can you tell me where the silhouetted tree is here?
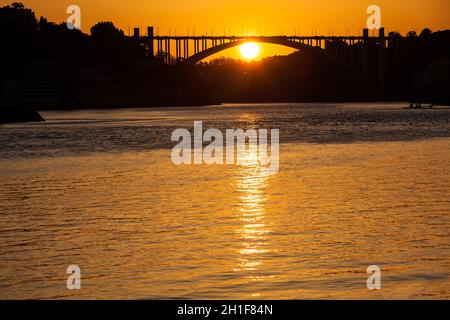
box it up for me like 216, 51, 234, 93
388, 31, 402, 38
38, 16, 47, 26
90, 21, 124, 40
10, 2, 25, 9
407, 31, 418, 38
155, 50, 176, 64
420, 28, 432, 37
0, 2, 36, 31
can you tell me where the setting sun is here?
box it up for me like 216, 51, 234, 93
240, 42, 260, 60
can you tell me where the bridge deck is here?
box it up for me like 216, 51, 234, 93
150, 35, 365, 40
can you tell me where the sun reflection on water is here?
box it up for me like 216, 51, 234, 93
233, 145, 272, 279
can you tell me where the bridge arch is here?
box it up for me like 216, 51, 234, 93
185, 37, 372, 87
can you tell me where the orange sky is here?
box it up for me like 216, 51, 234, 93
5, 0, 450, 60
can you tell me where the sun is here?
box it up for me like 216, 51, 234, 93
240, 42, 260, 60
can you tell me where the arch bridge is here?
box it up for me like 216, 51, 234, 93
132, 27, 396, 89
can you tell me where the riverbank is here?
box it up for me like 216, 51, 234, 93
0, 108, 44, 124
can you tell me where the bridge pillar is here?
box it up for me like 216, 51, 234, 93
184, 39, 189, 59
147, 26, 154, 58
362, 28, 370, 83
378, 27, 386, 91
156, 39, 160, 56
165, 38, 170, 64
202, 37, 206, 51
133, 27, 140, 38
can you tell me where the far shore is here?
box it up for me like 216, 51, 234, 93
2, 98, 450, 124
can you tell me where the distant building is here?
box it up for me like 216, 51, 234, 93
0, 61, 64, 108
413, 58, 450, 105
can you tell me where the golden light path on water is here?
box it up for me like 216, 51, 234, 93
234, 146, 272, 293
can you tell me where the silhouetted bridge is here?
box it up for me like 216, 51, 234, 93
132, 27, 398, 90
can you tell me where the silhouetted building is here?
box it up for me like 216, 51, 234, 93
413, 58, 450, 104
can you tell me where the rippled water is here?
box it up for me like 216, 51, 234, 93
0, 103, 449, 299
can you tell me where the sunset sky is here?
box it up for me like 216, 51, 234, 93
8, 0, 450, 60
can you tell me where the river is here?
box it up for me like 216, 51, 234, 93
0, 103, 449, 299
